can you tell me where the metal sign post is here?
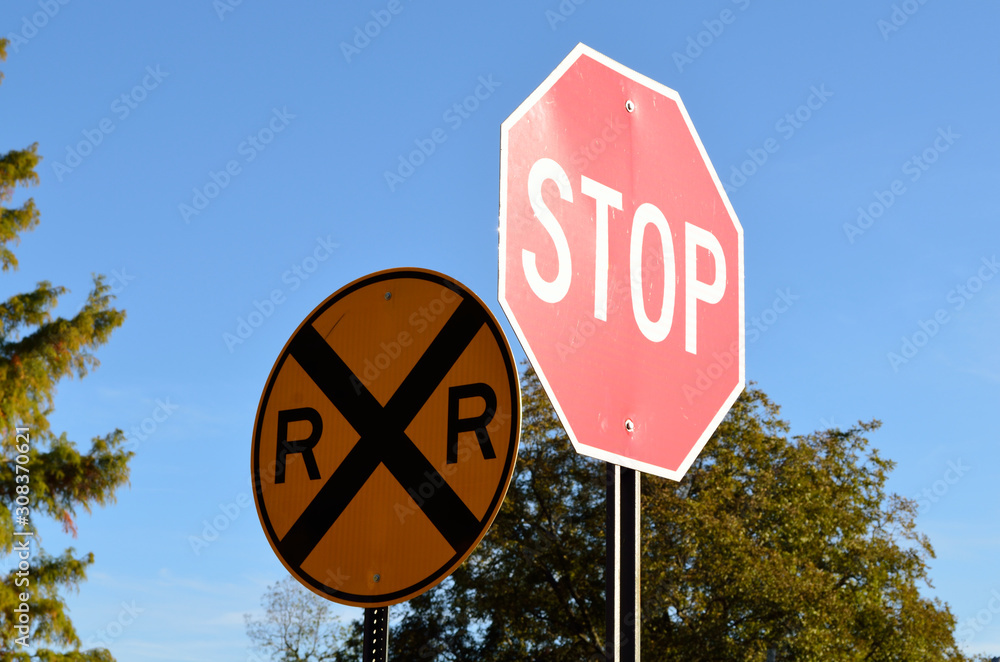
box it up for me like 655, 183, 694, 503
363, 606, 389, 662
606, 463, 640, 662
498, 41, 747, 662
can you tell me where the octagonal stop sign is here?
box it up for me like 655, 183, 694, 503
499, 44, 744, 480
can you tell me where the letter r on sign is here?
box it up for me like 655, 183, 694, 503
447, 383, 497, 464
276, 408, 323, 483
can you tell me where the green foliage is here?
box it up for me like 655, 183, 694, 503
642, 387, 969, 661
1, 40, 131, 661
0, 140, 40, 273
384, 367, 609, 662
380, 368, 977, 661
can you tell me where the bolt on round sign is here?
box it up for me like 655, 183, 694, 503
251, 268, 521, 607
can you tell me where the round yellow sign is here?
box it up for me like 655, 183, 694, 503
251, 268, 520, 607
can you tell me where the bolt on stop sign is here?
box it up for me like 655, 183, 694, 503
499, 44, 744, 480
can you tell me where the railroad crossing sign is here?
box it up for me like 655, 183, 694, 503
252, 268, 520, 608
499, 43, 744, 480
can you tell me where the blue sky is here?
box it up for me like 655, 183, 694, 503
2, 0, 999, 659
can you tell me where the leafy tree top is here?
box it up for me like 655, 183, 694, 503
383, 368, 980, 662
1, 38, 132, 661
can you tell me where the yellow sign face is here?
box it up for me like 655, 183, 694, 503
251, 268, 521, 607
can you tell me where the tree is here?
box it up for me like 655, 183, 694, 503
244, 577, 354, 662
1, 38, 131, 661
640, 388, 971, 661
386, 367, 609, 662
383, 367, 981, 661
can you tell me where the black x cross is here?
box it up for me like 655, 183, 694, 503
275, 294, 494, 570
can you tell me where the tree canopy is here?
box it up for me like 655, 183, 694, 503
244, 577, 353, 662
379, 367, 977, 661
1, 38, 131, 661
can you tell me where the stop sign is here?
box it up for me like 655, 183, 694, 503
499, 44, 744, 480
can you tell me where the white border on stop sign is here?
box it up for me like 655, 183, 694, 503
498, 42, 745, 481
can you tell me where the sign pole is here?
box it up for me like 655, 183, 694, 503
363, 606, 389, 662
606, 463, 640, 662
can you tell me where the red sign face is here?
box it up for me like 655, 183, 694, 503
499, 44, 744, 480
